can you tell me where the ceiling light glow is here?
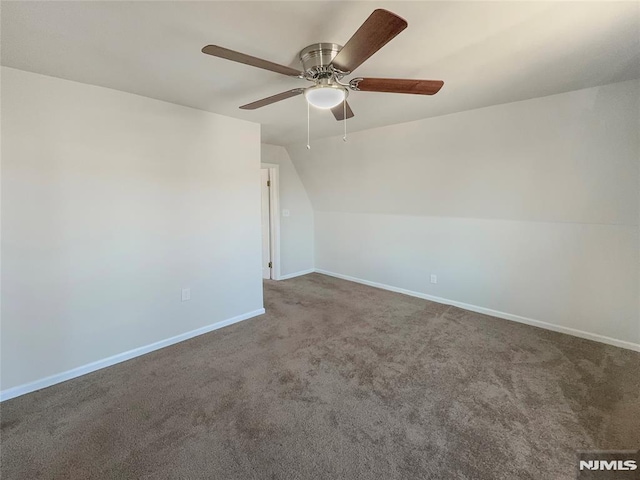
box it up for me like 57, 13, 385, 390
304, 85, 347, 109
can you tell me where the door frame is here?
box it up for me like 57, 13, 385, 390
261, 163, 281, 280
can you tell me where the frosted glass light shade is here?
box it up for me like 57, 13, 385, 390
304, 85, 346, 109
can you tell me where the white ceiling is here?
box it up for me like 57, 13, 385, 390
2, 1, 639, 146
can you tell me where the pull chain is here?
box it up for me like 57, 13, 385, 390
306, 101, 311, 150
343, 101, 347, 142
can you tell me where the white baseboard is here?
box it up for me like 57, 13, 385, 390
4, 269, 637, 402
314, 269, 640, 353
0, 308, 265, 402
278, 268, 315, 280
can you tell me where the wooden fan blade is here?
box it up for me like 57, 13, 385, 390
202, 45, 302, 77
330, 9, 407, 74
353, 78, 444, 95
239, 89, 304, 110
331, 101, 355, 121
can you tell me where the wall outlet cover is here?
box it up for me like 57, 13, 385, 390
181, 288, 191, 302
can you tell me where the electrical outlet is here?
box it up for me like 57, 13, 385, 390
282, 209, 290, 217
430, 274, 438, 284
181, 288, 191, 302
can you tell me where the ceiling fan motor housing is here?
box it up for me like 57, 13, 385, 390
299, 43, 343, 79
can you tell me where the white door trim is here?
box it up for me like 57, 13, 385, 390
260, 168, 271, 279
261, 163, 281, 280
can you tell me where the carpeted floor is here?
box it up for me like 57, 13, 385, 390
1, 273, 639, 479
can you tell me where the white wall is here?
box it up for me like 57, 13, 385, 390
288, 79, 640, 349
261, 144, 314, 277
1, 67, 264, 393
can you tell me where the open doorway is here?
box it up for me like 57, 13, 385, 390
260, 163, 280, 280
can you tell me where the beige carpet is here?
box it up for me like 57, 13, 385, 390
1, 273, 639, 479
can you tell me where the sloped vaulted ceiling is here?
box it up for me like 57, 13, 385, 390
2, 1, 639, 145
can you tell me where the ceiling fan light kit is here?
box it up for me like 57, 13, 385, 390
202, 9, 444, 146
304, 82, 348, 110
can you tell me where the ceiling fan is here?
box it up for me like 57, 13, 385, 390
201, 9, 444, 121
